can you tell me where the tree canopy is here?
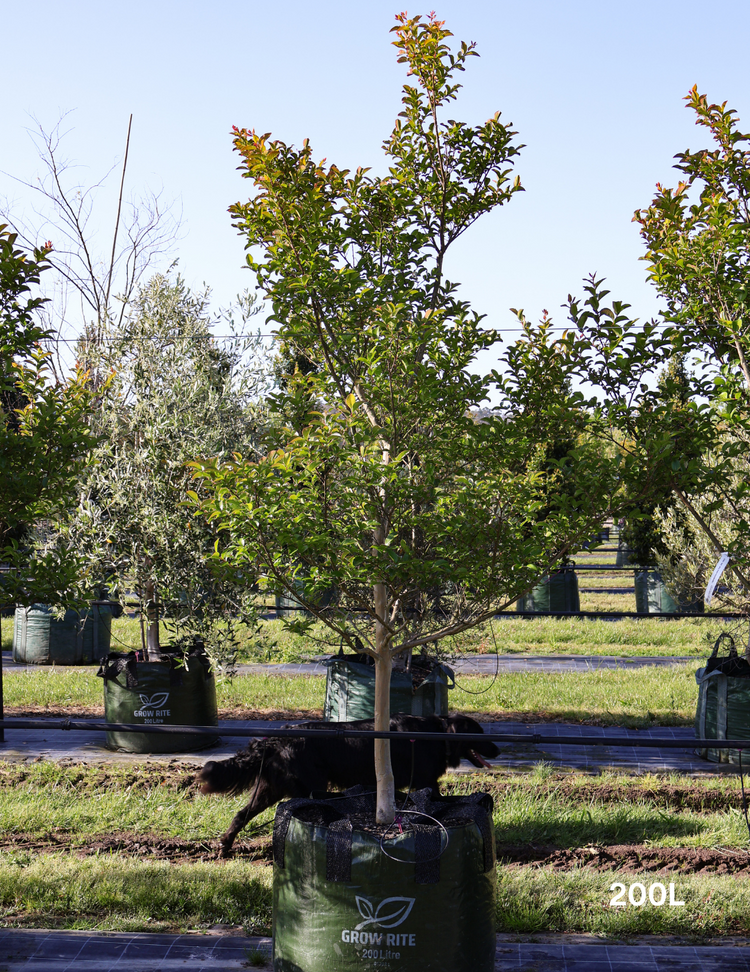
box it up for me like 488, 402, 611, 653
0, 224, 95, 605
634, 89, 750, 603
193, 14, 686, 822
45, 272, 270, 663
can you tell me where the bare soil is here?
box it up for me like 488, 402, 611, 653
3, 704, 694, 726
0, 762, 201, 792
3, 704, 324, 721
0, 829, 274, 864
3, 826, 750, 875
445, 778, 746, 812
497, 842, 750, 876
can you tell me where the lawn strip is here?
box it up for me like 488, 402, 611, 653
2, 610, 734, 659
2, 764, 749, 850
2, 664, 703, 726
1, 764, 749, 938
0, 854, 272, 933
495, 868, 750, 937
0, 852, 746, 938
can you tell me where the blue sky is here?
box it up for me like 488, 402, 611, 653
3, 0, 749, 350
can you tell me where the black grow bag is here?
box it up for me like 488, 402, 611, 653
695, 633, 750, 764
516, 568, 579, 613
98, 647, 219, 753
324, 653, 454, 721
275, 576, 338, 616
272, 787, 496, 972
12, 603, 113, 665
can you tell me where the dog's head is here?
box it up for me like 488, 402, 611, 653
444, 714, 499, 769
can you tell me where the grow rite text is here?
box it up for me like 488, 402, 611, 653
342, 931, 416, 947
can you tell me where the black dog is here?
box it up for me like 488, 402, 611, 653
199, 713, 499, 856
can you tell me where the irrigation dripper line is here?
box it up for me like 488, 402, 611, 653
379, 809, 450, 865
741, 750, 750, 841
450, 618, 501, 696
2, 717, 750, 751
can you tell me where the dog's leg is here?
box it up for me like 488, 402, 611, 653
219, 781, 280, 858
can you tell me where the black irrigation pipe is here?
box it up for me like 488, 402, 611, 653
1, 717, 748, 750
500, 610, 746, 619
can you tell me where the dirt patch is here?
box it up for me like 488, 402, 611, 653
497, 842, 750, 875
5, 704, 694, 726
3, 827, 749, 875
0, 762, 202, 793
445, 777, 745, 812
3, 705, 323, 721
0, 829, 273, 864
221, 707, 323, 721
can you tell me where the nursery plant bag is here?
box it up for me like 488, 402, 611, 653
275, 575, 338, 616
272, 787, 496, 972
695, 633, 750, 764
323, 654, 454, 721
616, 543, 634, 567
98, 648, 218, 753
516, 569, 579, 613
12, 603, 113, 665
634, 570, 703, 615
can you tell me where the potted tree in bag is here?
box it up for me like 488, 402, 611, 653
47, 274, 269, 752
194, 15, 683, 971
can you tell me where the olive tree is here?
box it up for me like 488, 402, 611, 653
46, 272, 270, 665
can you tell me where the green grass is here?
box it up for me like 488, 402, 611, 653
2, 763, 746, 851
494, 868, 750, 937
1, 854, 744, 937
453, 663, 699, 726
237, 613, 729, 661
2, 608, 728, 660
449, 770, 750, 849
2, 662, 702, 725
1, 763, 749, 936
0, 854, 272, 933
0, 761, 276, 841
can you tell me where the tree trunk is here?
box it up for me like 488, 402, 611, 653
146, 581, 160, 659
373, 580, 395, 824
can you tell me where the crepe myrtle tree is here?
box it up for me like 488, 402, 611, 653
632, 88, 750, 601
46, 271, 270, 666
192, 14, 681, 823
0, 224, 95, 606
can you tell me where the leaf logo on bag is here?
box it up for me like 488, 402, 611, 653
354, 896, 415, 930
137, 692, 170, 710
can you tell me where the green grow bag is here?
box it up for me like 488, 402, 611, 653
616, 543, 634, 567
634, 570, 703, 615
695, 634, 750, 764
98, 649, 219, 753
276, 577, 337, 616
272, 788, 496, 972
12, 603, 113, 665
324, 655, 455, 721
516, 569, 579, 613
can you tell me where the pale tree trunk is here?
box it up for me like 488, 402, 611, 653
146, 581, 160, 658
373, 575, 395, 824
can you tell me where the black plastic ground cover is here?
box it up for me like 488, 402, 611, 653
3, 716, 750, 752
